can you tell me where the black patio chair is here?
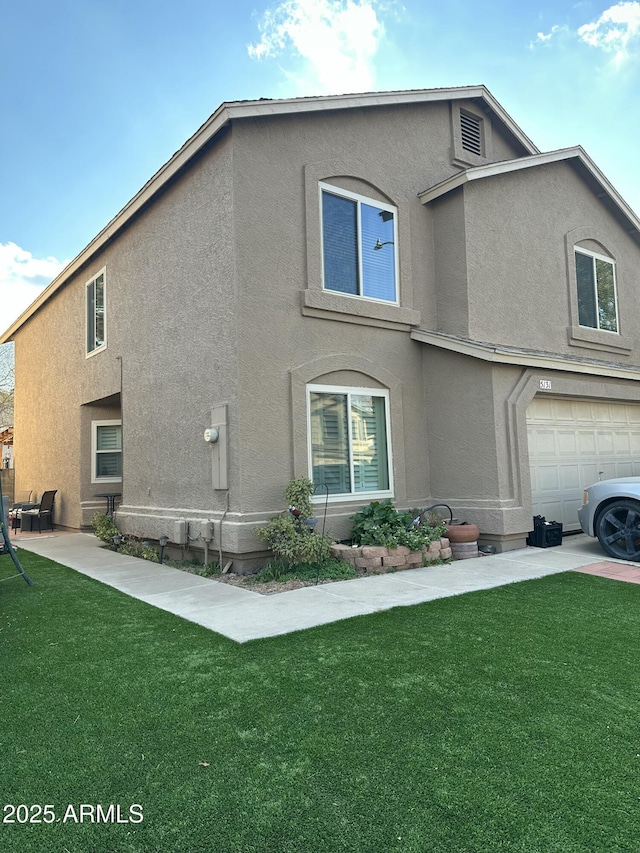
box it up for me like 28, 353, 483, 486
9, 491, 37, 531
21, 490, 57, 533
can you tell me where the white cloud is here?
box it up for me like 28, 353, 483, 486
531, 24, 568, 47
578, 1, 640, 62
248, 0, 391, 94
0, 242, 69, 333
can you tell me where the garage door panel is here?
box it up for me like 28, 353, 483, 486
577, 432, 596, 454
527, 397, 640, 532
617, 461, 634, 477
595, 407, 613, 423
532, 429, 557, 456
581, 463, 601, 484
535, 499, 564, 521
573, 402, 593, 421
538, 466, 559, 491
554, 400, 577, 421
560, 465, 581, 489
613, 432, 631, 454
532, 398, 555, 420
557, 432, 578, 455
596, 432, 614, 454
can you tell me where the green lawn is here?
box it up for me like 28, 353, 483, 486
1, 551, 640, 852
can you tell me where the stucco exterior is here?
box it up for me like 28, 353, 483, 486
4, 86, 640, 567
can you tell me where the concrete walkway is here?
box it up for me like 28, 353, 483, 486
10, 531, 637, 643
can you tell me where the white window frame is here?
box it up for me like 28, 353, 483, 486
91, 419, 122, 484
307, 383, 394, 503
86, 267, 107, 357
319, 183, 399, 306
574, 248, 619, 334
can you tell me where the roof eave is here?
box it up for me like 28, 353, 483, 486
418, 146, 640, 243
410, 328, 640, 381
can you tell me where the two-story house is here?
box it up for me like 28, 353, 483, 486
4, 86, 640, 570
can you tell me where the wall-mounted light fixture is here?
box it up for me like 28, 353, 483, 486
373, 239, 394, 251
204, 427, 219, 443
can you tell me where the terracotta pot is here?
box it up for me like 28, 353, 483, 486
446, 522, 479, 543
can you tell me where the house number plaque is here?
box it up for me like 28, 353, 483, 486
539, 379, 552, 390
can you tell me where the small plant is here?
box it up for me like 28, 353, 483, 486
249, 559, 287, 584
350, 499, 447, 550
164, 557, 221, 577
91, 513, 120, 544
247, 558, 357, 586
255, 477, 334, 566
284, 477, 315, 520
118, 539, 160, 563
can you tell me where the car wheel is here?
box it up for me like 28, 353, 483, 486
595, 499, 640, 561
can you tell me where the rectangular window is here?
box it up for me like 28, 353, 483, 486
320, 184, 397, 304
86, 269, 106, 354
308, 385, 392, 499
92, 420, 122, 483
575, 249, 618, 333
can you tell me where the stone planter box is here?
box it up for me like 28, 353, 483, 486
331, 539, 452, 575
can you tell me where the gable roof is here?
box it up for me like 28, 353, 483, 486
418, 146, 640, 246
1, 85, 538, 344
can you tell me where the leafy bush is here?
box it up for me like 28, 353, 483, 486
350, 499, 447, 550
255, 513, 333, 565
255, 477, 334, 566
91, 513, 120, 544
284, 477, 315, 520
118, 540, 160, 563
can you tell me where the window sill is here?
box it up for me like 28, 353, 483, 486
567, 326, 632, 355
86, 344, 107, 359
302, 290, 420, 330
311, 490, 394, 505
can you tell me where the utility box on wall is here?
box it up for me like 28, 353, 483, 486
201, 520, 214, 541
208, 404, 228, 490
173, 519, 187, 545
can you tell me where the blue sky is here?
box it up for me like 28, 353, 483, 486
2, 0, 640, 330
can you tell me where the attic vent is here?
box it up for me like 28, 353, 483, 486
460, 110, 483, 156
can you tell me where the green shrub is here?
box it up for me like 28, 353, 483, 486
255, 477, 334, 566
255, 513, 333, 565
118, 540, 160, 563
284, 477, 315, 520
350, 499, 447, 550
91, 513, 120, 544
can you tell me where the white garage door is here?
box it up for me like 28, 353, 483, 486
527, 396, 640, 531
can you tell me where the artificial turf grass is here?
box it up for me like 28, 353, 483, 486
1, 553, 640, 852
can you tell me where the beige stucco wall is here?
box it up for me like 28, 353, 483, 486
458, 162, 640, 359
13, 279, 84, 527
13, 130, 237, 533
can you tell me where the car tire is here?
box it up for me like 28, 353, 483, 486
595, 499, 640, 561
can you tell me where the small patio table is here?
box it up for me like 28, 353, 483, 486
96, 493, 121, 517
